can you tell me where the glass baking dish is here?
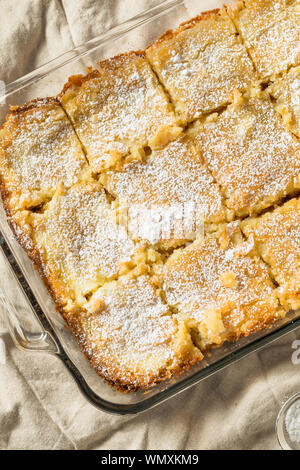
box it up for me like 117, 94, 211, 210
0, 0, 299, 415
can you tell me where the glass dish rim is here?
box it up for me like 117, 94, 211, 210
0, 0, 300, 415
1, 0, 185, 101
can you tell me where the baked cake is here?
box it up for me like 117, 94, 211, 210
0, 0, 299, 392
0, 98, 90, 213
161, 233, 284, 350
101, 136, 226, 247
269, 66, 300, 138
65, 274, 202, 391
190, 92, 300, 216
11, 182, 137, 311
59, 51, 182, 173
242, 198, 300, 311
228, 0, 300, 79
146, 8, 256, 123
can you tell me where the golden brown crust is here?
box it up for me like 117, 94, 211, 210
58, 50, 146, 99
146, 9, 221, 50
5, 97, 60, 119
97, 50, 146, 70
0, 96, 90, 214
59, 49, 180, 172
146, 5, 255, 123
65, 315, 199, 393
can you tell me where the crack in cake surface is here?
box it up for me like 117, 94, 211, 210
241, 197, 300, 311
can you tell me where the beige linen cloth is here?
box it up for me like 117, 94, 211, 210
0, 0, 300, 450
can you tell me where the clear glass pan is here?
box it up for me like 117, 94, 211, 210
0, 0, 299, 415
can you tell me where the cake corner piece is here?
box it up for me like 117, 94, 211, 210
146, 5, 257, 123
64, 272, 203, 391
0, 97, 90, 215
58, 50, 182, 174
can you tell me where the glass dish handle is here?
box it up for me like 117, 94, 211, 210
0, 288, 59, 354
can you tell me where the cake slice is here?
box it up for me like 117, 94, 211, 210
161, 232, 284, 350
241, 197, 300, 311
59, 51, 181, 173
269, 66, 300, 138
101, 136, 226, 248
0, 98, 90, 214
191, 93, 300, 217
11, 182, 138, 311
65, 273, 202, 391
146, 8, 256, 123
228, 0, 300, 78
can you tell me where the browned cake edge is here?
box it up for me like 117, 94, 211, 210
58, 50, 146, 100
4, 205, 204, 392
4, 209, 69, 314
146, 9, 221, 51
0, 97, 67, 213
2, 96, 60, 118
63, 309, 203, 393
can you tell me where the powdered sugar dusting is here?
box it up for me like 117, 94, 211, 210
34, 184, 135, 304
285, 398, 300, 447
61, 54, 178, 172
74, 275, 185, 385
193, 96, 300, 215
230, 1, 300, 78
162, 236, 281, 346
0, 102, 87, 199
249, 8, 300, 77
146, 11, 255, 122
104, 138, 225, 243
